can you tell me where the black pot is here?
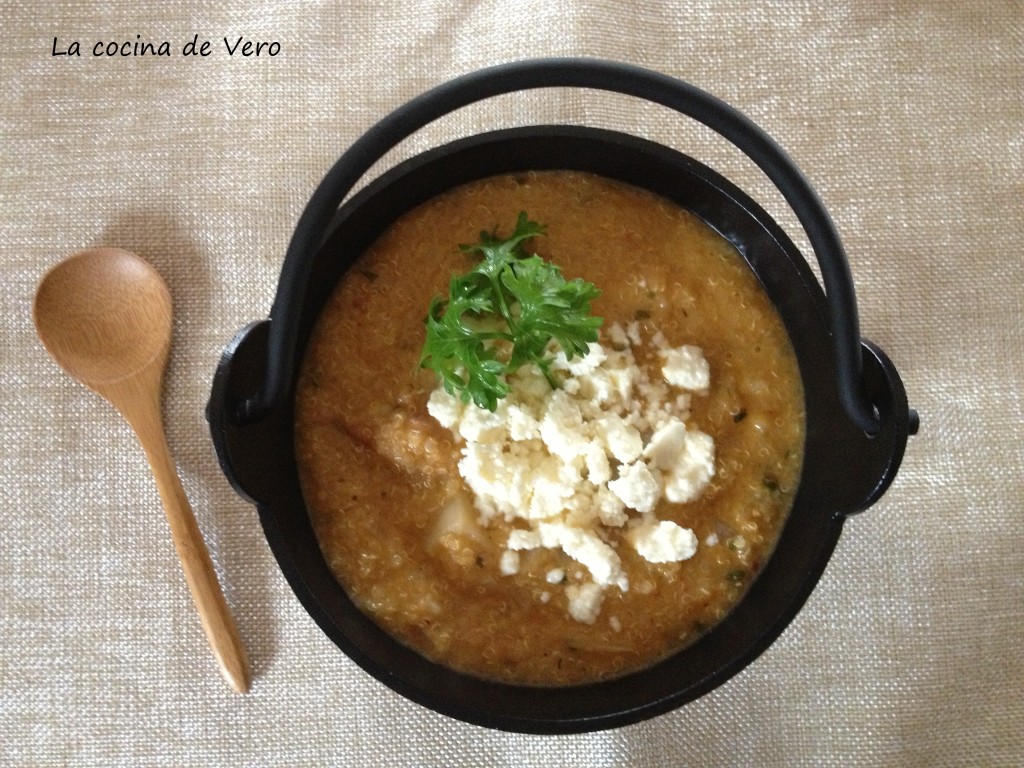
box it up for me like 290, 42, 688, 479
207, 59, 916, 733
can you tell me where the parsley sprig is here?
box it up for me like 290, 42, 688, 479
420, 213, 603, 411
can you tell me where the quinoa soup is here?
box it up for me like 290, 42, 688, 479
295, 170, 805, 686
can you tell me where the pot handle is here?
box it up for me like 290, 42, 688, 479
239, 57, 913, 438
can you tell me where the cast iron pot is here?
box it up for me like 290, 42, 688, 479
208, 59, 917, 733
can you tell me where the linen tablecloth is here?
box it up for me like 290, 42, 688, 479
2, 2, 1021, 765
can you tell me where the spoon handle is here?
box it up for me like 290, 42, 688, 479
120, 381, 252, 693
144, 431, 252, 693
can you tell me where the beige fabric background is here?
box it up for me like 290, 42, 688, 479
2, 1, 1021, 765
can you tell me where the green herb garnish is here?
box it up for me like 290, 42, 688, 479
420, 212, 603, 411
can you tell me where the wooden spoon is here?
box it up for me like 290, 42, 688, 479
33, 247, 251, 693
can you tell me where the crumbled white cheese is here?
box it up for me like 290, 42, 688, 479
583, 442, 612, 486
595, 414, 643, 464
537, 521, 627, 590
507, 528, 541, 551
540, 390, 589, 461
452, 402, 500, 443
607, 322, 630, 348
512, 521, 628, 590
660, 344, 710, 391
506, 403, 541, 441
643, 419, 690, 470
499, 550, 520, 575
429, 322, 716, 622
607, 461, 662, 514
644, 420, 715, 503
626, 519, 698, 563
565, 582, 604, 624
663, 430, 715, 504
426, 388, 463, 429
594, 485, 628, 527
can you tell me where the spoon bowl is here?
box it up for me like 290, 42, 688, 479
34, 247, 251, 694
34, 248, 171, 386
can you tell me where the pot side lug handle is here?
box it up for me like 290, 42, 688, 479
206, 321, 279, 505
841, 338, 918, 515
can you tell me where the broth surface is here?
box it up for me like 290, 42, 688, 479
295, 171, 804, 685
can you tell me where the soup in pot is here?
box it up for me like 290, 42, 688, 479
295, 170, 804, 685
